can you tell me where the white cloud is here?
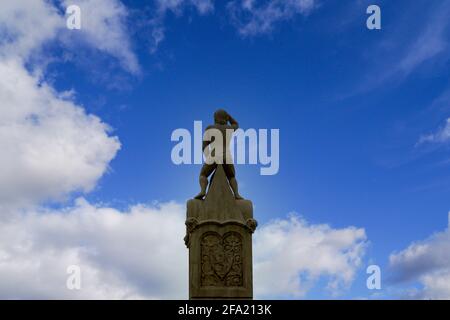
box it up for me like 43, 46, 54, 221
254, 214, 367, 298
0, 0, 139, 74
149, 0, 214, 52
0, 199, 187, 299
144, 0, 319, 52
60, 0, 140, 74
0, 0, 145, 208
399, 2, 450, 75
418, 118, 450, 145
389, 213, 450, 299
227, 0, 317, 36
155, 0, 214, 15
0, 0, 63, 60
0, 59, 120, 208
418, 270, 450, 299
0, 204, 367, 299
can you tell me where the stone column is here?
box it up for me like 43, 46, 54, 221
185, 165, 257, 299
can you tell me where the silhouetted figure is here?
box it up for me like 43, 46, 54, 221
194, 109, 243, 200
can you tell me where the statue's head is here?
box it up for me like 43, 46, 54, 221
214, 109, 228, 125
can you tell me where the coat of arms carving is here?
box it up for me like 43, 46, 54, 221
200, 231, 243, 287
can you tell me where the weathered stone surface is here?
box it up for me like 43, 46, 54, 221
185, 165, 257, 299
201, 231, 243, 287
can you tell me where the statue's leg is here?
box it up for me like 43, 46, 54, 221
194, 164, 216, 199
223, 164, 243, 200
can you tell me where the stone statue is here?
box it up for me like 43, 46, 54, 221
194, 109, 243, 200
186, 110, 257, 300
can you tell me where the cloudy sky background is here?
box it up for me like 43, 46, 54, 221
0, 0, 449, 299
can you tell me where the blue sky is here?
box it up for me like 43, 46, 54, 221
75, 0, 448, 297
1, 0, 450, 299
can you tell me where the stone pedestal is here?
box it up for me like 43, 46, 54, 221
185, 166, 257, 299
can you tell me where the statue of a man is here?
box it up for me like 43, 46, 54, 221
194, 109, 243, 200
